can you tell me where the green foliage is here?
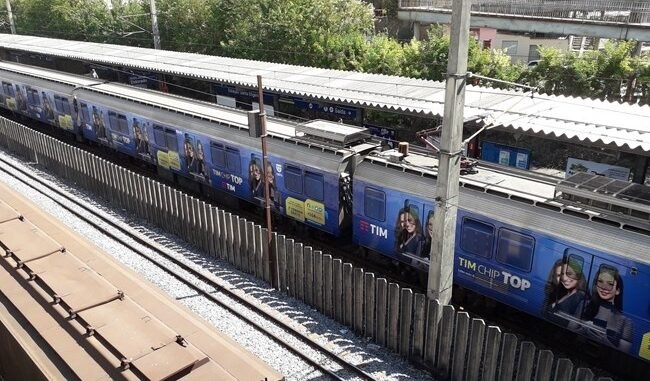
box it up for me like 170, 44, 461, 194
216, 0, 374, 65
12, 0, 149, 45
155, 0, 218, 53
417, 26, 450, 81
7, 0, 650, 103
363, 34, 405, 75
525, 40, 645, 101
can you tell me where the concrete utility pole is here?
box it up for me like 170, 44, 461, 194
427, 0, 471, 304
257, 75, 278, 289
150, 0, 161, 50
5, 0, 16, 34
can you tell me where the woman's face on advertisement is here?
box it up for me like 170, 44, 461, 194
427, 216, 434, 237
250, 164, 261, 180
596, 271, 619, 302
399, 212, 416, 234
265, 165, 274, 183
561, 264, 579, 291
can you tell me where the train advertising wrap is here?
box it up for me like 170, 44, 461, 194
4, 61, 650, 368
353, 186, 435, 266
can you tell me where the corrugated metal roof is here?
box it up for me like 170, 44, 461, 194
1, 34, 649, 152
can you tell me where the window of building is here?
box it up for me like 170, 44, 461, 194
502, 40, 518, 56
528, 45, 541, 62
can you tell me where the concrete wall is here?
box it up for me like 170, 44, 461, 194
491, 33, 570, 64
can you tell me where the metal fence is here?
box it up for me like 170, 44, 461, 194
399, 0, 650, 24
0, 118, 615, 381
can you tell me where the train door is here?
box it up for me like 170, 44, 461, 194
542, 248, 592, 324
420, 205, 435, 260
248, 154, 264, 203
579, 257, 639, 355
397, 199, 426, 262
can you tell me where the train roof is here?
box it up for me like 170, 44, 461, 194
75, 85, 358, 172
0, 61, 373, 154
356, 150, 650, 264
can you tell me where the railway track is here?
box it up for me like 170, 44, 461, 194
3, 117, 640, 380
0, 170, 282, 380
0, 150, 377, 380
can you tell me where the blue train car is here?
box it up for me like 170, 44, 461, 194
353, 152, 650, 361
73, 84, 370, 237
0, 64, 97, 135
4, 60, 650, 364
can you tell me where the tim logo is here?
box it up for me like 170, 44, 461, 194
360, 220, 388, 239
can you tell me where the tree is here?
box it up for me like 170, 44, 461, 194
524, 40, 643, 101
14, 0, 114, 42
215, 0, 374, 66
153, 0, 219, 53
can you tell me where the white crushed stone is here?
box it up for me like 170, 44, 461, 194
0, 150, 435, 381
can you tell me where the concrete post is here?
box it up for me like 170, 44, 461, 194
5, 0, 16, 34
150, 0, 161, 50
427, 0, 471, 305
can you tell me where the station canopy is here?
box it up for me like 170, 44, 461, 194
0, 34, 649, 153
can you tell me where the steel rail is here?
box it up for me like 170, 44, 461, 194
0, 156, 376, 381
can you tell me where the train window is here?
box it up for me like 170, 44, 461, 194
80, 103, 90, 124
108, 111, 118, 130
32, 89, 40, 105
284, 165, 303, 194
117, 114, 129, 134
364, 187, 386, 221
304, 171, 324, 201
496, 228, 535, 271
60, 97, 71, 114
460, 218, 494, 258
2, 82, 14, 97
153, 125, 166, 147
225, 147, 241, 174
53, 96, 62, 112
26, 88, 36, 104
210, 143, 226, 168
165, 129, 178, 151
563, 249, 586, 277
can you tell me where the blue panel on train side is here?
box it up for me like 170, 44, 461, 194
352, 177, 435, 264
5, 82, 78, 134
78, 102, 137, 157
209, 146, 341, 236
354, 176, 650, 361
453, 209, 650, 360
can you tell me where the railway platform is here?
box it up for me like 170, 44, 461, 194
0, 181, 283, 381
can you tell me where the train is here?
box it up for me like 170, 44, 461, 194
1, 61, 649, 365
